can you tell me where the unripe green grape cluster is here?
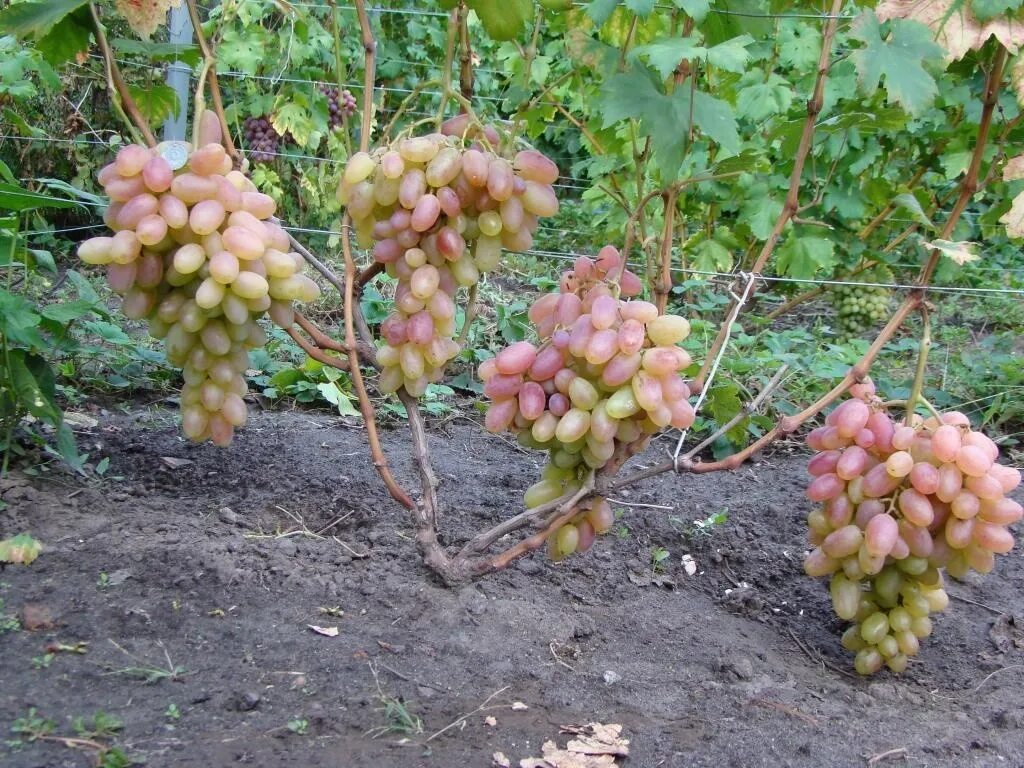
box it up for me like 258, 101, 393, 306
339, 117, 560, 397
804, 381, 1022, 674
77, 114, 320, 446
831, 266, 894, 338
481, 246, 699, 561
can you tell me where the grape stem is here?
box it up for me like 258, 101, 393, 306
340, 214, 415, 511
436, 9, 460, 126
654, 189, 678, 314
326, 0, 354, 157
457, 283, 479, 347
692, 0, 844, 391
88, 3, 155, 147
353, 0, 377, 153
458, 3, 474, 106
185, 0, 238, 163
381, 80, 442, 140
905, 305, 931, 423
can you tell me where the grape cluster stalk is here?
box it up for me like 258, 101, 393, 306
481, 246, 698, 560
804, 381, 1022, 674
76, 113, 321, 445
339, 116, 561, 397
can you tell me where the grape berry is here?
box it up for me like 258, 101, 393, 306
339, 116, 561, 397
242, 116, 284, 164
77, 113, 320, 446
831, 266, 893, 338
804, 382, 1022, 674
481, 246, 697, 561
320, 85, 357, 131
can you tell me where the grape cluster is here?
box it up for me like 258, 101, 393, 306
804, 381, 1022, 674
340, 117, 560, 397
831, 266, 894, 338
320, 85, 357, 130
481, 246, 698, 560
76, 114, 320, 446
242, 116, 284, 164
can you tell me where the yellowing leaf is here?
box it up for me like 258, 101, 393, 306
876, 0, 1024, 61
1004, 153, 1024, 180
1012, 54, 1024, 105
0, 533, 42, 565
925, 238, 980, 265
999, 191, 1024, 238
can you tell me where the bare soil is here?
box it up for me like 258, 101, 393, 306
1, 406, 1022, 767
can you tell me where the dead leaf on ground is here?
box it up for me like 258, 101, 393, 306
63, 412, 99, 429
308, 625, 339, 637
21, 603, 56, 631
510, 701, 529, 711
493, 752, 511, 768
485, 715, 497, 727
160, 457, 194, 470
519, 723, 629, 767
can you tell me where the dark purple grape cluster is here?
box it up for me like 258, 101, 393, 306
242, 116, 282, 163
320, 85, 357, 131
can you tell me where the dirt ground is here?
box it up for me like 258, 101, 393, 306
1, 405, 1022, 768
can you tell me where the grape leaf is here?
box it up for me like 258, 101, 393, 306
673, 0, 711, 23
35, 8, 92, 65
972, 0, 1023, 21
0, 0, 88, 39
468, 0, 534, 41
777, 21, 822, 70
876, 0, 1024, 61
691, 91, 739, 156
999, 190, 1024, 238
625, 0, 656, 15
587, 0, 621, 25
892, 192, 933, 227
707, 35, 754, 73
775, 236, 836, 279
707, 379, 747, 446
690, 238, 734, 272
1011, 54, 1024, 105
736, 73, 793, 121
850, 11, 944, 116
632, 37, 705, 80
113, 38, 202, 67
924, 238, 980, 265
739, 186, 783, 240
1004, 153, 1024, 180
128, 83, 180, 125
0, 533, 42, 565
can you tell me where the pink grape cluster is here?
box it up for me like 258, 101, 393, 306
481, 246, 698, 560
76, 114, 320, 446
339, 118, 560, 397
804, 381, 1022, 674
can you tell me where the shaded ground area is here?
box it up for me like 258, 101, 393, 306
1, 406, 1022, 767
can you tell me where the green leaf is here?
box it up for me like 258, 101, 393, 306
128, 82, 179, 125
469, 0, 534, 41
35, 7, 92, 65
736, 72, 793, 121
673, 0, 711, 22
113, 38, 202, 66
690, 238, 733, 272
707, 379, 747, 446
40, 300, 97, 324
632, 37, 705, 80
272, 102, 314, 148
972, 0, 1023, 21
691, 91, 739, 156
0, 183, 83, 212
316, 382, 361, 418
0, 289, 45, 348
7, 350, 61, 424
587, 0, 621, 25
625, 0, 655, 15
0, 0, 88, 39
707, 35, 753, 73
892, 192, 932, 228
775, 236, 836, 279
0, 159, 15, 184
850, 11, 944, 117
83, 320, 133, 346
2, 107, 46, 138
739, 188, 782, 240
